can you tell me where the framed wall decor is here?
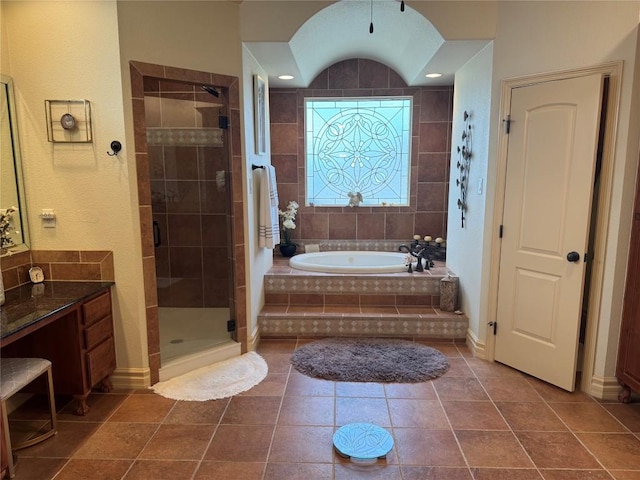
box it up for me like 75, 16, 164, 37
45, 99, 92, 143
253, 74, 266, 155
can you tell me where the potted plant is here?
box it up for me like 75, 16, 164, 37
278, 201, 298, 257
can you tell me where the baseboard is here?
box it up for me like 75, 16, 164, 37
111, 367, 151, 390
466, 328, 486, 359
588, 375, 621, 401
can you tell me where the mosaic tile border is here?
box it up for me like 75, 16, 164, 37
259, 315, 468, 339
146, 127, 223, 146
264, 274, 454, 296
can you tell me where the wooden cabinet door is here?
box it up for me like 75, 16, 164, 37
616, 158, 640, 402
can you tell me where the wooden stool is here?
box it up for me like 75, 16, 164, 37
1, 358, 57, 478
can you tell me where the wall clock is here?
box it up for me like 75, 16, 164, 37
60, 113, 76, 130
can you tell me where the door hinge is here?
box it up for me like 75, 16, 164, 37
499, 225, 504, 238
227, 319, 236, 332
219, 115, 229, 130
503, 115, 511, 134
488, 321, 497, 335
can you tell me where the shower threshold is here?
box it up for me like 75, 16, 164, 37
158, 307, 240, 381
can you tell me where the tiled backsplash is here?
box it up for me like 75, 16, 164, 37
270, 58, 453, 243
0, 250, 115, 290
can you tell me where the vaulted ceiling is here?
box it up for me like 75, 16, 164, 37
245, 1, 490, 87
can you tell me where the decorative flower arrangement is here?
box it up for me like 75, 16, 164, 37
278, 201, 298, 245
0, 206, 17, 250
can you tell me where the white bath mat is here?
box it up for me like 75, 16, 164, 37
151, 351, 268, 401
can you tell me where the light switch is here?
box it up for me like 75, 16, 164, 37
40, 209, 56, 228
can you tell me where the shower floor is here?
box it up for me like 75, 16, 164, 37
159, 307, 232, 364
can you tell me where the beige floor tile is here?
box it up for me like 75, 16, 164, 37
204, 424, 274, 462
388, 398, 449, 429
51, 459, 132, 480
336, 397, 391, 427
4, 457, 67, 480
402, 466, 472, 479
456, 430, 534, 468
263, 462, 333, 480
393, 428, 465, 466
384, 382, 437, 399
549, 402, 627, 433
442, 400, 509, 430
107, 394, 175, 423
433, 377, 489, 401
285, 372, 336, 396
495, 401, 568, 432
240, 373, 288, 396
279, 395, 334, 426
139, 424, 215, 460
576, 433, 640, 470
268, 425, 335, 463
221, 396, 281, 425
194, 461, 266, 480
162, 398, 229, 424
516, 431, 601, 469
123, 460, 198, 479
334, 463, 402, 479
73, 422, 158, 459
538, 470, 615, 479
602, 403, 640, 433
336, 382, 385, 397
470, 468, 543, 479
481, 376, 542, 402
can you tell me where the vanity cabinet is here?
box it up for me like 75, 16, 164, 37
616, 160, 640, 403
1, 283, 116, 415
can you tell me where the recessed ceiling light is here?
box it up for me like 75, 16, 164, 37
278, 75, 294, 80
425, 73, 443, 78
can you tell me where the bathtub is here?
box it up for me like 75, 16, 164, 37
289, 251, 413, 274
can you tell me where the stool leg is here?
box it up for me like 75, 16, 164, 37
46, 367, 57, 433
1, 400, 16, 479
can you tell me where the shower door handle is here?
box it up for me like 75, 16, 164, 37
153, 221, 161, 248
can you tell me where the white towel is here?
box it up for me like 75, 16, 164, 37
258, 165, 281, 248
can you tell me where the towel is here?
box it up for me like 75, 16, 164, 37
258, 165, 281, 248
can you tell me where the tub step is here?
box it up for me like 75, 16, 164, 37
258, 309, 467, 340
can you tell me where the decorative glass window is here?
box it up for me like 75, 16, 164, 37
305, 97, 412, 207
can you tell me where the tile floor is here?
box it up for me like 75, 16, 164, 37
7, 339, 640, 480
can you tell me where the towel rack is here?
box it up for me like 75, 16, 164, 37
252, 164, 265, 170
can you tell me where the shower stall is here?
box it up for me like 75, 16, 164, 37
143, 78, 238, 379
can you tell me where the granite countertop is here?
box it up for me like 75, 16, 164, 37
0, 281, 114, 341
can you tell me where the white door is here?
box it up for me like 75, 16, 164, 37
495, 74, 603, 391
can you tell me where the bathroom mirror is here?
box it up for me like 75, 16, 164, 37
1, 74, 30, 256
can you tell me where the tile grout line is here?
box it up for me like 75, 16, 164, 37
457, 349, 542, 477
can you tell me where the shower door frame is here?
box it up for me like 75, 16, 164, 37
129, 61, 247, 385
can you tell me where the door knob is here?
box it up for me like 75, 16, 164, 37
566, 251, 580, 262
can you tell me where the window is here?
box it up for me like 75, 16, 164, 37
305, 97, 412, 207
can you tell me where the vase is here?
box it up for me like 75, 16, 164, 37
279, 243, 297, 257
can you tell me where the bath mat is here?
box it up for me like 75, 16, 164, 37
151, 351, 268, 401
290, 338, 449, 383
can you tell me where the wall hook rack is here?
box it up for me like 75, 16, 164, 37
107, 140, 122, 156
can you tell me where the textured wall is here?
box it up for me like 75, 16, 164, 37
270, 58, 453, 244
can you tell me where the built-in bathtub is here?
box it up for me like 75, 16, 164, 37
290, 250, 414, 274
259, 251, 467, 340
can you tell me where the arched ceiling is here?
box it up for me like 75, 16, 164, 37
245, 0, 490, 88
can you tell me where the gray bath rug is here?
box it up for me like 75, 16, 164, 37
290, 337, 449, 383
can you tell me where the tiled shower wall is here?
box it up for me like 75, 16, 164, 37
144, 79, 231, 308
270, 58, 453, 244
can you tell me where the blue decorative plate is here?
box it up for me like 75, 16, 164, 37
332, 423, 394, 460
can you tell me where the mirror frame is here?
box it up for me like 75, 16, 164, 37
1, 74, 30, 256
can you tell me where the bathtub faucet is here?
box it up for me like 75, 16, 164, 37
398, 244, 432, 272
